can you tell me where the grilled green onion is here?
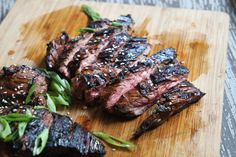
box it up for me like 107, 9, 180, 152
44, 70, 71, 96
4, 130, 18, 142
46, 93, 56, 112
18, 122, 27, 138
49, 93, 69, 106
112, 22, 123, 27
0, 118, 11, 139
40, 69, 71, 111
1, 113, 36, 122
33, 128, 49, 156
50, 81, 64, 93
78, 27, 96, 33
25, 84, 36, 104
93, 131, 136, 149
33, 106, 47, 110
81, 4, 101, 21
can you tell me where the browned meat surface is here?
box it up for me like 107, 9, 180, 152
1, 106, 106, 157
71, 36, 150, 102
100, 48, 178, 112
0, 65, 49, 107
132, 81, 205, 138
45, 15, 134, 79
44, 10, 205, 120
110, 64, 189, 117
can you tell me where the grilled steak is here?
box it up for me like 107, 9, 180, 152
110, 64, 189, 117
45, 15, 134, 79
44, 112, 105, 157
1, 106, 106, 157
71, 36, 150, 101
100, 48, 178, 111
0, 65, 49, 106
132, 81, 205, 138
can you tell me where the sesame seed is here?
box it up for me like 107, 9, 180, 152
82, 106, 88, 110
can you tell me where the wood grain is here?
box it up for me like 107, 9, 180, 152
0, 0, 230, 157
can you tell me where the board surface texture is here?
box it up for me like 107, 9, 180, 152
0, 0, 229, 157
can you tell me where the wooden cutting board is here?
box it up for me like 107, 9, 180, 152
0, 0, 229, 157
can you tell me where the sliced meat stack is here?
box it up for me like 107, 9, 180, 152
133, 81, 205, 138
1, 105, 106, 157
45, 14, 205, 119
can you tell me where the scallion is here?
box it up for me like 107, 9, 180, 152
93, 131, 136, 149
33, 106, 48, 110
81, 4, 101, 21
4, 130, 18, 142
49, 93, 69, 106
46, 93, 56, 112
0, 118, 11, 139
18, 122, 27, 138
1, 113, 36, 122
25, 84, 36, 104
33, 128, 49, 156
77, 27, 96, 33
111, 21, 123, 27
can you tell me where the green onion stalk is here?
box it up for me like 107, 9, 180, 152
93, 131, 136, 150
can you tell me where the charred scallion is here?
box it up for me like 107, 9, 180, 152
93, 131, 136, 150
81, 4, 101, 21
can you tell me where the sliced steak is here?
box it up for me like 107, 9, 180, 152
71, 36, 150, 102
3, 107, 106, 157
110, 64, 189, 117
100, 48, 177, 110
44, 112, 105, 157
57, 32, 94, 78
46, 15, 134, 79
45, 32, 70, 70
12, 109, 54, 157
132, 81, 205, 138
0, 65, 49, 106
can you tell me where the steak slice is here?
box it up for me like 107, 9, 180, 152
45, 18, 111, 73
100, 48, 177, 110
46, 15, 134, 79
0, 65, 49, 106
12, 109, 54, 157
110, 64, 189, 117
44, 112, 105, 157
71, 36, 150, 102
45, 32, 70, 70
132, 81, 205, 138
3, 107, 106, 157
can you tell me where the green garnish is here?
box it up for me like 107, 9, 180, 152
40, 69, 71, 112
0, 113, 36, 122
0, 118, 11, 139
33, 106, 48, 110
112, 21, 123, 27
49, 93, 69, 106
4, 130, 18, 142
18, 122, 27, 138
81, 4, 101, 21
33, 128, 49, 156
93, 131, 136, 149
25, 84, 36, 104
46, 93, 56, 112
77, 27, 96, 33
